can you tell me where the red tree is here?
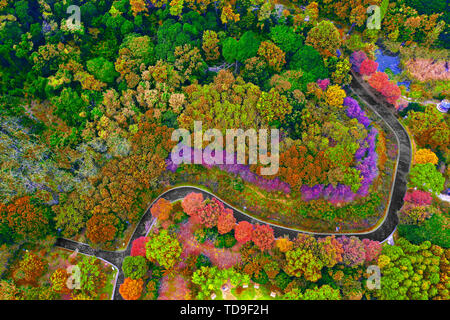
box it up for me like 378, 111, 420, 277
403, 190, 433, 206
359, 59, 378, 76
130, 236, 149, 257
181, 192, 204, 216
368, 72, 389, 92
252, 224, 275, 251
234, 221, 253, 244
217, 208, 236, 234
381, 81, 401, 104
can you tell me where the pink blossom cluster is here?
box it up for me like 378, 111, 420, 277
317, 78, 330, 90
404, 58, 450, 82
403, 190, 433, 206
337, 236, 381, 267
177, 218, 242, 269
350, 51, 368, 73
158, 275, 191, 300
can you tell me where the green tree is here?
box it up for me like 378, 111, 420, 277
53, 202, 86, 238
77, 256, 107, 297
376, 238, 444, 300
289, 45, 328, 80
192, 266, 250, 299
305, 20, 342, 57
399, 214, 450, 248
222, 37, 239, 64
122, 256, 149, 280
284, 285, 341, 300
409, 163, 445, 195
269, 25, 304, 54
236, 31, 261, 62
145, 229, 182, 270
155, 20, 193, 62
51, 88, 87, 127
86, 57, 119, 83
284, 247, 324, 282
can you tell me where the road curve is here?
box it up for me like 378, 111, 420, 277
55, 73, 412, 300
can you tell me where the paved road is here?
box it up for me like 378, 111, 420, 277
348, 71, 412, 240
55, 74, 412, 300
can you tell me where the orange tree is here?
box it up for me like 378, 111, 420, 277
86, 214, 119, 244
414, 149, 439, 165
0, 196, 52, 242
252, 224, 275, 252
119, 278, 144, 300
235, 221, 253, 244
83, 119, 174, 224
217, 208, 236, 235
257, 41, 286, 73
151, 198, 173, 221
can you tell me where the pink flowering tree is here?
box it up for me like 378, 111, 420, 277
381, 81, 401, 104
182, 192, 204, 216
234, 221, 253, 244
338, 236, 366, 267
362, 239, 382, 263
403, 190, 433, 206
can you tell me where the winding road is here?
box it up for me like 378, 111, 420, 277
55, 74, 412, 300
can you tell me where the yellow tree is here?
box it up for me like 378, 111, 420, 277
169, 0, 184, 17
221, 4, 240, 24
415, 149, 439, 165
325, 85, 346, 108
202, 30, 220, 61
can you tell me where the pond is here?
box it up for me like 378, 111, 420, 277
375, 49, 402, 75
375, 49, 410, 90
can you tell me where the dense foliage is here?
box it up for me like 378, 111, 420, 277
0, 0, 447, 302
